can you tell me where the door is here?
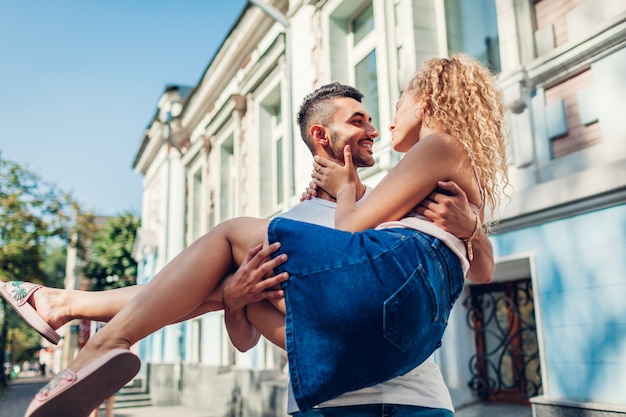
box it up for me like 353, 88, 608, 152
463, 278, 543, 405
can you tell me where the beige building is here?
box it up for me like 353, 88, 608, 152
131, 1, 626, 416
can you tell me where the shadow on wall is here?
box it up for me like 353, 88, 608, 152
493, 204, 626, 404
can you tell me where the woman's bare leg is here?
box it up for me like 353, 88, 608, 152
29, 273, 228, 330
31, 286, 143, 331
66, 217, 271, 371
247, 301, 286, 349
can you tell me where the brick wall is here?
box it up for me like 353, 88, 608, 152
545, 70, 602, 158
534, 0, 583, 46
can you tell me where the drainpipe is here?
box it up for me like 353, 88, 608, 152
249, 0, 294, 202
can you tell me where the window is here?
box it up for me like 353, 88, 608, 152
354, 50, 379, 132
352, 2, 374, 44
329, 1, 381, 130
259, 84, 284, 216
190, 169, 202, 241
350, 3, 380, 130
190, 319, 202, 363
275, 134, 284, 204
207, 190, 215, 230
219, 135, 235, 221
445, 0, 501, 73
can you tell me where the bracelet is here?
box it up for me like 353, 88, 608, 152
336, 184, 356, 199
460, 212, 481, 262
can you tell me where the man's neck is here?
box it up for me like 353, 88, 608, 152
317, 181, 366, 203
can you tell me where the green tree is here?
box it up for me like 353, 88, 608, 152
85, 212, 140, 290
0, 159, 94, 387
41, 242, 68, 289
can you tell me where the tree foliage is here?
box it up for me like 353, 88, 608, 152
0, 159, 95, 282
0, 158, 94, 386
84, 212, 140, 290
42, 242, 68, 289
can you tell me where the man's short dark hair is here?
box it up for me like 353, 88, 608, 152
296, 83, 364, 153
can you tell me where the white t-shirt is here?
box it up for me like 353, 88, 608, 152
279, 190, 454, 414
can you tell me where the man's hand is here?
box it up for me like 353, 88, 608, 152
300, 181, 318, 202
223, 242, 288, 311
415, 180, 476, 238
416, 180, 494, 283
223, 242, 289, 352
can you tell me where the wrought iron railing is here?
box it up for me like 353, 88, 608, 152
463, 279, 542, 403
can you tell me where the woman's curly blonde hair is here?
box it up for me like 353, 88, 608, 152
406, 53, 510, 224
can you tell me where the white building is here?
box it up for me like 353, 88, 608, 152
131, 1, 626, 416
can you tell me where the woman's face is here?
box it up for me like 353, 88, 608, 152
389, 90, 423, 153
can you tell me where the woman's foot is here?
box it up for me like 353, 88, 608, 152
25, 348, 140, 417
67, 331, 132, 372
27, 330, 136, 416
27, 284, 73, 330
0, 281, 70, 344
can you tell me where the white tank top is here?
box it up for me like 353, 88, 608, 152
286, 354, 453, 413
376, 213, 470, 276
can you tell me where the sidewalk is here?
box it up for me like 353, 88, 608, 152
113, 402, 531, 417
0, 376, 531, 417
0, 376, 49, 417
0, 376, 217, 417
112, 405, 215, 417
0, 376, 212, 417
454, 402, 531, 417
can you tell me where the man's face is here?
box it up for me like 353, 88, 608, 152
325, 97, 378, 168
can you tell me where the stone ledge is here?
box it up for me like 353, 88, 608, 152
531, 395, 626, 417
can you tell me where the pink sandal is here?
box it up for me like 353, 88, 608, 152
25, 348, 140, 417
0, 281, 61, 345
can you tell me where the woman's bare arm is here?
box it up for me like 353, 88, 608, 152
314, 133, 479, 233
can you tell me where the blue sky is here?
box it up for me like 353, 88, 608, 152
0, 0, 247, 216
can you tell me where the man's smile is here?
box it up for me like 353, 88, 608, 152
358, 139, 374, 151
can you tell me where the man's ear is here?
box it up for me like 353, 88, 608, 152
310, 125, 329, 145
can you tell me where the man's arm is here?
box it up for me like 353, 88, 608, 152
415, 180, 494, 283
223, 243, 289, 352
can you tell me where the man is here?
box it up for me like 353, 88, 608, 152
223, 83, 493, 416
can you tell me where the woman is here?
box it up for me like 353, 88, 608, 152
23, 54, 509, 417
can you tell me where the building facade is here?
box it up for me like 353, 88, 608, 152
131, 0, 626, 416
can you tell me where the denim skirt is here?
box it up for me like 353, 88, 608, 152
267, 218, 464, 412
